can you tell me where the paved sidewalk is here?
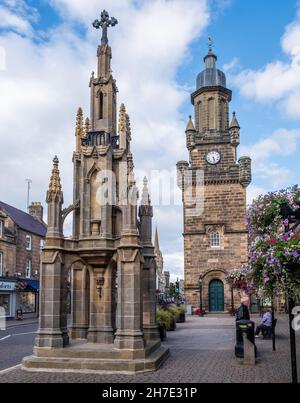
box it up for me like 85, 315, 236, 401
0, 314, 299, 383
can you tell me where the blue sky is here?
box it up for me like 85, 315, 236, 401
0, 0, 299, 281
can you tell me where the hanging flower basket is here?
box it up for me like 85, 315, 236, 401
225, 266, 254, 294
246, 186, 300, 300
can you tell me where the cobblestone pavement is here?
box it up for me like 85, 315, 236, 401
0, 314, 299, 383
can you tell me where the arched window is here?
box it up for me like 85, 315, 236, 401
25, 259, 32, 278
197, 101, 202, 131
221, 99, 227, 131
208, 98, 215, 130
99, 91, 104, 120
210, 231, 220, 248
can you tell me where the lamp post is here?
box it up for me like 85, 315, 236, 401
199, 275, 204, 317
231, 284, 235, 316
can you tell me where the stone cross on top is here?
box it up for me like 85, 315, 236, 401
93, 10, 118, 46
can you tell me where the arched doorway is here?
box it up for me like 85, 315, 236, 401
209, 279, 224, 312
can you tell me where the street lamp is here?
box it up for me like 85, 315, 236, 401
199, 275, 204, 317
231, 284, 235, 317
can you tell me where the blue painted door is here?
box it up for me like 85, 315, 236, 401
209, 280, 224, 312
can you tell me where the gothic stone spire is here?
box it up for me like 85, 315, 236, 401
48, 156, 62, 194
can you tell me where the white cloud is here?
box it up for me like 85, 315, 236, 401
223, 57, 239, 72
0, 0, 38, 36
240, 128, 300, 186
246, 186, 267, 205
233, 5, 300, 118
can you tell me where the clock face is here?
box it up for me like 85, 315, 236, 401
206, 151, 221, 165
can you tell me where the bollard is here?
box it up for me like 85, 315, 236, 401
235, 320, 257, 362
243, 332, 256, 365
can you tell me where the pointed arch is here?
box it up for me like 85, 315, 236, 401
86, 162, 98, 184
220, 98, 228, 131
208, 97, 216, 130
99, 91, 104, 120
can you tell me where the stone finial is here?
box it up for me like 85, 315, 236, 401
186, 116, 196, 132
127, 152, 134, 174
76, 107, 84, 134
126, 113, 132, 141
84, 117, 91, 135
118, 103, 127, 134
230, 112, 240, 129
141, 177, 150, 206
76, 108, 85, 152
48, 156, 62, 193
154, 226, 160, 253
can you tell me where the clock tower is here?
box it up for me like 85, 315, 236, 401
177, 44, 252, 312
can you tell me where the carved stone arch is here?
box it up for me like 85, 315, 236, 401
62, 199, 80, 226
86, 162, 99, 184
202, 268, 227, 280
64, 254, 86, 271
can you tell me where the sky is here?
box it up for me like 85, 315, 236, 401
0, 0, 300, 282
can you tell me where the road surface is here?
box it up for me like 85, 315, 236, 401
0, 322, 38, 371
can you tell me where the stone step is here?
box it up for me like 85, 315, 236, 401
22, 346, 170, 374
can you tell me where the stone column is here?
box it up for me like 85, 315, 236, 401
142, 255, 160, 343
114, 241, 145, 352
87, 267, 114, 344
70, 265, 89, 340
35, 252, 66, 348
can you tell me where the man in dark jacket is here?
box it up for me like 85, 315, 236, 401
236, 302, 250, 321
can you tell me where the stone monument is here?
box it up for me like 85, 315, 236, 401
23, 10, 169, 374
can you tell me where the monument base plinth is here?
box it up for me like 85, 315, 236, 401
22, 340, 169, 374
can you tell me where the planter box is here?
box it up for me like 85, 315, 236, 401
176, 313, 186, 323
167, 318, 176, 331
159, 325, 167, 341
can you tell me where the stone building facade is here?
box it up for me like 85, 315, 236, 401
177, 46, 251, 312
154, 227, 165, 292
0, 202, 46, 318
23, 11, 168, 373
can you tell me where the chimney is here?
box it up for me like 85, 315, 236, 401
28, 202, 44, 223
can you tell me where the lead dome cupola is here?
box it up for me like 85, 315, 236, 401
196, 48, 227, 90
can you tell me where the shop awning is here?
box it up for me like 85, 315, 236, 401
16, 279, 40, 292
25, 279, 40, 291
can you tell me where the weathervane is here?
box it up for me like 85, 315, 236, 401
93, 10, 118, 46
208, 37, 213, 52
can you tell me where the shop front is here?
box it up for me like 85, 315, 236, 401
0, 278, 17, 319
15, 279, 39, 319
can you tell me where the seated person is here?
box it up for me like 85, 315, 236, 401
255, 311, 272, 337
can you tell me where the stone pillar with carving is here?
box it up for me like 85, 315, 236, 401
87, 266, 115, 344
70, 264, 90, 340
114, 158, 145, 352
35, 157, 68, 349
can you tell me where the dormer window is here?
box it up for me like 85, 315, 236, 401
210, 231, 220, 248
25, 235, 32, 251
